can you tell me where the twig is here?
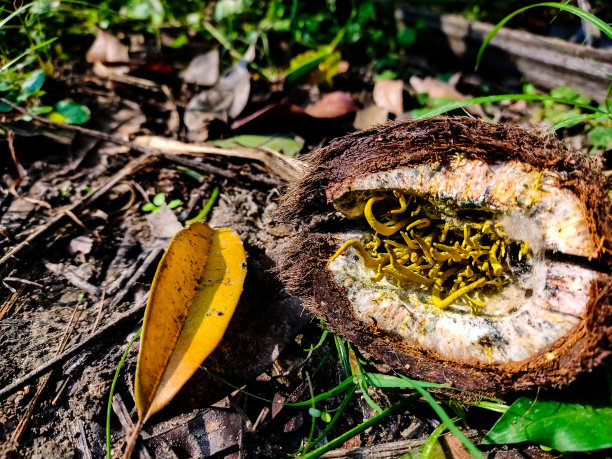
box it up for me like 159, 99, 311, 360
320, 430, 482, 458
3, 277, 43, 288
76, 419, 93, 459
134, 135, 304, 182
44, 262, 101, 298
6, 130, 27, 179
90, 288, 106, 334
0, 98, 159, 156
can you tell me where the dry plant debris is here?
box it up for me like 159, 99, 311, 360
278, 117, 611, 395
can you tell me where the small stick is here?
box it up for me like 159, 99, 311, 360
90, 288, 106, 334
6, 130, 27, 179
3, 277, 43, 288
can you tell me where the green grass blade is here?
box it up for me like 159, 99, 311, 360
301, 395, 417, 459
106, 327, 142, 459
334, 335, 351, 379
285, 377, 356, 407
476, 3, 612, 69
301, 372, 318, 455
420, 416, 460, 459
0, 2, 35, 29
404, 378, 484, 459
553, 113, 608, 130
413, 94, 603, 119
202, 365, 355, 407
185, 186, 219, 225
308, 385, 357, 449
304, 328, 329, 352
0, 38, 58, 72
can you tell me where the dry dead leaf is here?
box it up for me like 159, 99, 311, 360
408, 75, 465, 101
86, 30, 130, 77
353, 104, 389, 130
134, 222, 247, 422
373, 79, 404, 115
304, 91, 359, 118
180, 49, 220, 86
409, 75, 486, 117
86, 29, 129, 64
186, 61, 250, 121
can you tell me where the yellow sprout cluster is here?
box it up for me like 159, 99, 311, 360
330, 191, 531, 313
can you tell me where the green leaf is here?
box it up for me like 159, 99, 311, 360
213, 0, 250, 21
588, 126, 612, 150
54, 100, 91, 124
476, 3, 612, 69
374, 69, 398, 82
285, 47, 335, 85
403, 378, 484, 459
0, 80, 14, 91
141, 203, 157, 212
20, 70, 45, 96
48, 112, 67, 123
167, 199, 182, 209
483, 397, 612, 451
0, 93, 17, 112
152, 193, 166, 207
321, 412, 332, 423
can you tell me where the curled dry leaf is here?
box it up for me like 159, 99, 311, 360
86, 29, 129, 63
135, 222, 247, 422
354, 104, 389, 131
277, 117, 611, 395
373, 79, 404, 116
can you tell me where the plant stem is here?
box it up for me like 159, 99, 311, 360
301, 395, 416, 459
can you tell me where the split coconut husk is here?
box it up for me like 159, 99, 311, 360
277, 117, 611, 395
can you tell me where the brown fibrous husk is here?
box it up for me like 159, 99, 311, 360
276, 117, 611, 395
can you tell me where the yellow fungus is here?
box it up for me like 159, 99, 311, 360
534, 171, 543, 191
364, 196, 411, 236
330, 239, 387, 269
329, 190, 531, 313
390, 191, 408, 214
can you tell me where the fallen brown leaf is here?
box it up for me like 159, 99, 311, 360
373, 79, 404, 115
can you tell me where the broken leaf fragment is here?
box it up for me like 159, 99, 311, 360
134, 222, 247, 422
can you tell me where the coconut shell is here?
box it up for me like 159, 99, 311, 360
277, 117, 611, 395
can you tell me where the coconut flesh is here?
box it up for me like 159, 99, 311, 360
327, 156, 598, 365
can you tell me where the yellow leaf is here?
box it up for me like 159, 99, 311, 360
134, 222, 247, 422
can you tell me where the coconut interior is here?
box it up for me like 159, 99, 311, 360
331, 191, 526, 314
327, 159, 596, 364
